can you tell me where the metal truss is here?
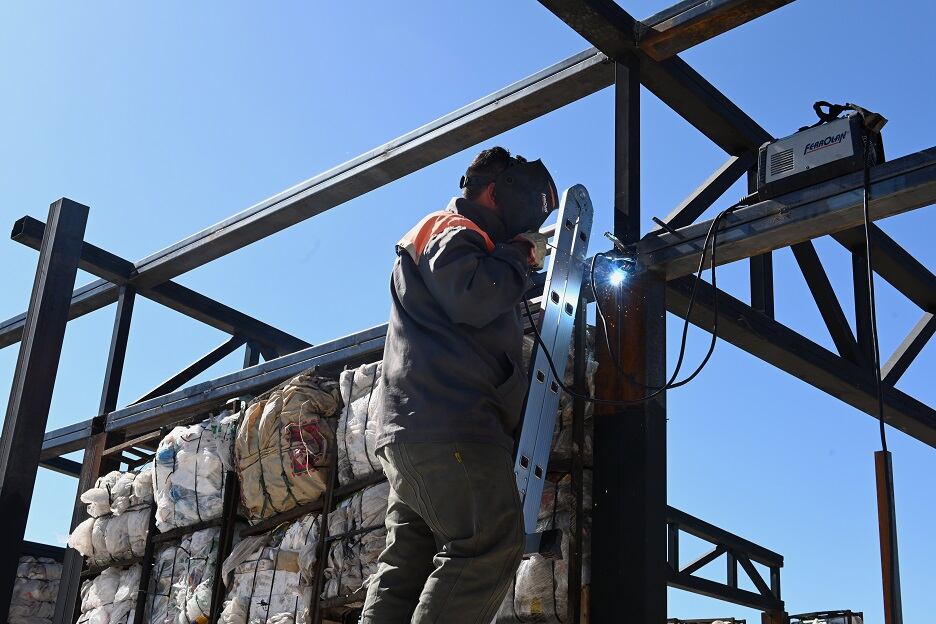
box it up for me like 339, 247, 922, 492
667, 507, 783, 613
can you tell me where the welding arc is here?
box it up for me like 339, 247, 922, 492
524, 202, 740, 406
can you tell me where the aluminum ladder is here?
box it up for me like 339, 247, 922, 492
514, 184, 593, 556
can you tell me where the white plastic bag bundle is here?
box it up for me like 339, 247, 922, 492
69, 467, 154, 566
80, 470, 153, 518
146, 527, 219, 624
68, 507, 150, 566
9, 555, 61, 624
77, 564, 140, 624
495, 473, 592, 623
153, 412, 239, 532
219, 513, 321, 624
337, 362, 383, 485
321, 482, 389, 600
321, 539, 354, 601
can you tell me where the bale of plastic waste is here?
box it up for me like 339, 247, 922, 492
495, 472, 592, 623
68, 468, 153, 566
153, 412, 239, 532
8, 556, 61, 624
321, 481, 389, 601
219, 512, 321, 624
337, 362, 383, 485
81, 470, 154, 518
146, 527, 220, 624
76, 564, 140, 624
235, 371, 341, 523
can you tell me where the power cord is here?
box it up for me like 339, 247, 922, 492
859, 136, 889, 452
523, 200, 744, 405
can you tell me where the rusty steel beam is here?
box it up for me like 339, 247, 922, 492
638, 0, 795, 61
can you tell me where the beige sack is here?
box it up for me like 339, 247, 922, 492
235, 371, 341, 522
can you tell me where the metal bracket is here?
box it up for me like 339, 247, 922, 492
514, 184, 593, 552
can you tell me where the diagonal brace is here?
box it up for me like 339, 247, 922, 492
791, 240, 864, 364
882, 313, 936, 386
652, 152, 755, 233
132, 335, 247, 405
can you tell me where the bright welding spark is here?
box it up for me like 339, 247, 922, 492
608, 269, 627, 286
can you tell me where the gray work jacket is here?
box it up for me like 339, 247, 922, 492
376, 197, 532, 451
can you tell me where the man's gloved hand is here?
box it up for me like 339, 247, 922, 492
512, 231, 548, 270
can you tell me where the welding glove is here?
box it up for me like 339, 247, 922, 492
512, 231, 548, 270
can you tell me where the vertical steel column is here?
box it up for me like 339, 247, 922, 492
612, 59, 640, 245
243, 341, 261, 368
567, 297, 586, 623
99, 286, 136, 415
852, 251, 874, 361
762, 561, 786, 624
875, 451, 903, 624
592, 58, 667, 623
0, 198, 89, 617
54, 283, 135, 624
53, 425, 120, 624
748, 170, 775, 318
209, 470, 240, 624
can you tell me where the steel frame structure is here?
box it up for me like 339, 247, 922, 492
1, 1, 933, 622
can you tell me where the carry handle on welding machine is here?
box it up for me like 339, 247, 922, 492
514, 184, 593, 557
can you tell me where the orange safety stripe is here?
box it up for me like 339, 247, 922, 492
398, 211, 495, 262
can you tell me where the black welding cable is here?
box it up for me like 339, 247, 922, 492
590, 206, 729, 383
860, 138, 889, 452
525, 202, 737, 405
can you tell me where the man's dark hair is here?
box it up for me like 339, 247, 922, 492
462, 146, 516, 200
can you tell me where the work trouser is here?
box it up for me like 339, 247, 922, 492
359, 441, 524, 624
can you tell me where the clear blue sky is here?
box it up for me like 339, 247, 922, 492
1, 1, 934, 621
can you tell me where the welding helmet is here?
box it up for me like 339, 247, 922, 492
460, 156, 559, 237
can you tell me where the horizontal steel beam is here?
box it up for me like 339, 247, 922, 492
40, 419, 94, 461
38, 323, 381, 455
669, 568, 781, 612
127, 50, 613, 288
536, 0, 772, 154
21, 540, 66, 562
38, 456, 82, 477
9, 216, 310, 355
638, 0, 795, 61
104, 325, 387, 437
666, 276, 936, 448
0, 50, 612, 348
0, 279, 115, 349
642, 147, 936, 279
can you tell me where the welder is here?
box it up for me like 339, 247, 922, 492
359, 146, 557, 624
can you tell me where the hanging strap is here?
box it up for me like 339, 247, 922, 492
342, 367, 356, 481
813, 101, 888, 133
361, 368, 380, 474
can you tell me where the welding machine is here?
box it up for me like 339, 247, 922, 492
756, 102, 887, 199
